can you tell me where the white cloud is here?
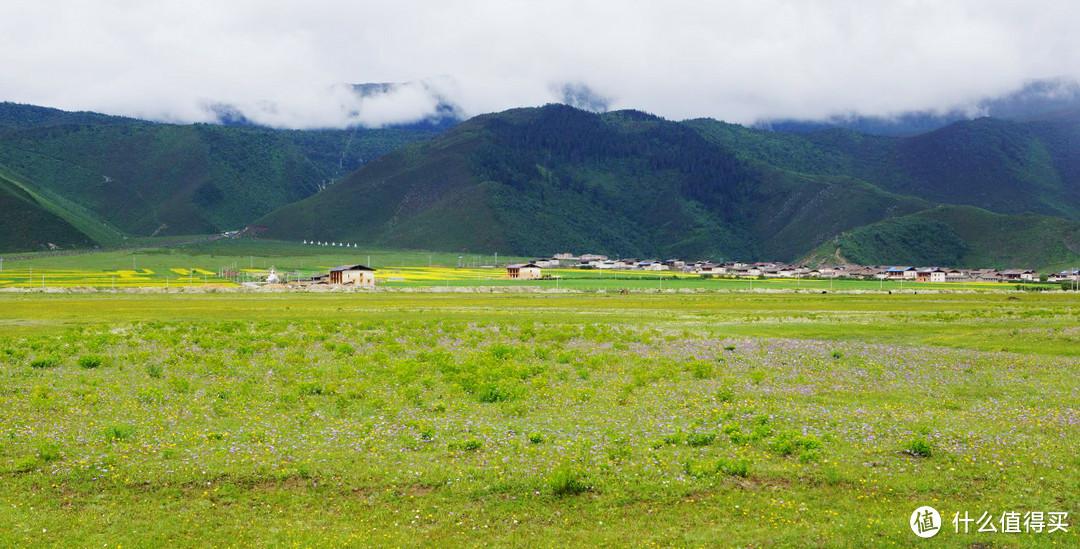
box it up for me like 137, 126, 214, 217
0, 0, 1077, 127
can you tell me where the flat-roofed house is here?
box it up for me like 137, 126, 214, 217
507, 263, 542, 280
329, 264, 376, 286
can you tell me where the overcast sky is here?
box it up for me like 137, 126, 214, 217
1, 1, 1078, 129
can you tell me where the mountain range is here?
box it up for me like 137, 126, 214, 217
3, 98, 1080, 270
757, 77, 1080, 136
0, 101, 438, 251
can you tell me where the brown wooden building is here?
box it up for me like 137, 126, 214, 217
329, 264, 376, 286
506, 263, 542, 280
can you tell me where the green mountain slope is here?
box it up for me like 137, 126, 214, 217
260, 105, 938, 260
0, 163, 126, 247
259, 132, 511, 253
0, 102, 438, 243
807, 205, 1080, 270
687, 116, 1080, 220
6, 100, 1080, 267
743, 171, 931, 260
0, 171, 97, 253
263, 106, 756, 258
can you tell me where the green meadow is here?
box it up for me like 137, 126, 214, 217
0, 239, 528, 288
1, 291, 1079, 547
0, 238, 1057, 293
3, 239, 522, 271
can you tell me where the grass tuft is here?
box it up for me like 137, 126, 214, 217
548, 466, 590, 496
903, 437, 934, 458
104, 424, 137, 443
29, 356, 60, 369
77, 354, 108, 369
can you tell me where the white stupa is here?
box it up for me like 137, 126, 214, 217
266, 267, 280, 284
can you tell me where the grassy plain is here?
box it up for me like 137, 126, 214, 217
0, 238, 1056, 293
1, 292, 1079, 547
0, 239, 528, 288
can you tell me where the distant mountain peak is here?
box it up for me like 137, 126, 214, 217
555, 82, 611, 113
202, 102, 257, 127
756, 76, 1080, 136
198, 80, 466, 130
965, 76, 1080, 120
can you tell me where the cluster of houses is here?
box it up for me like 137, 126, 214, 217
687, 263, 1047, 283
282, 254, 1075, 288
530, 254, 1073, 283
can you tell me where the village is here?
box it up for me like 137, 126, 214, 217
286, 251, 1078, 287
534, 255, 1075, 282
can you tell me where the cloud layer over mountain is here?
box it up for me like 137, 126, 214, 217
2, 1, 1078, 128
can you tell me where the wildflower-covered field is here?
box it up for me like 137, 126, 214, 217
1, 292, 1078, 547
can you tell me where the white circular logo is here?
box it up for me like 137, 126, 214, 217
910, 506, 942, 538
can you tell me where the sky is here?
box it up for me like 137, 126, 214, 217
1, 0, 1078, 129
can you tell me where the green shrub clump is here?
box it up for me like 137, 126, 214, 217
685, 457, 751, 478
687, 360, 715, 379
448, 439, 483, 452
77, 354, 108, 369
903, 437, 934, 458
548, 466, 589, 496
30, 356, 60, 369
771, 431, 824, 459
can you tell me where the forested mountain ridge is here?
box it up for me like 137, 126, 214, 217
0, 169, 96, 252
0, 102, 438, 250
261, 105, 760, 258
4, 100, 1080, 269
687, 115, 1080, 220
261, 104, 1080, 268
